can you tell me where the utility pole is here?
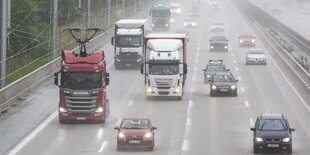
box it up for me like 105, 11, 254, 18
87, 0, 91, 28
50, 0, 58, 60
107, 0, 111, 28
0, 0, 8, 88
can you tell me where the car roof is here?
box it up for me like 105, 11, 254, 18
259, 113, 285, 119
214, 72, 231, 76
122, 117, 150, 121
240, 34, 255, 38
211, 36, 226, 40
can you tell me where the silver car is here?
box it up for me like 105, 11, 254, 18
246, 49, 267, 65
184, 18, 197, 28
211, 22, 224, 32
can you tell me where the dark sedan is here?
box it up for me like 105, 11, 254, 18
115, 118, 157, 151
251, 114, 295, 154
210, 36, 228, 52
203, 60, 229, 83
209, 72, 238, 96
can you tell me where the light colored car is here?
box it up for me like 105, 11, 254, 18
246, 49, 267, 65
184, 18, 197, 28
211, 22, 224, 32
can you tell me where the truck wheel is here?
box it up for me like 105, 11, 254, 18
59, 120, 66, 124
176, 96, 182, 100
146, 96, 152, 100
114, 64, 121, 70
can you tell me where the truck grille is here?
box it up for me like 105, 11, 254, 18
65, 96, 97, 114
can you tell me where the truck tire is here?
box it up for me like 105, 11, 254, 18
146, 96, 152, 100
176, 96, 182, 100
114, 64, 121, 70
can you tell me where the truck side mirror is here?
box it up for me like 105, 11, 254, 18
103, 72, 110, 77
54, 72, 59, 86
184, 64, 188, 74
111, 37, 114, 45
105, 78, 110, 86
140, 63, 144, 74
250, 127, 256, 131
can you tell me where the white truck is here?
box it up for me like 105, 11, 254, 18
141, 33, 188, 100
111, 19, 146, 69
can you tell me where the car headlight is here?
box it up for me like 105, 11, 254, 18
255, 137, 264, 142
282, 137, 291, 142
118, 132, 126, 138
251, 39, 255, 43
207, 75, 211, 78
230, 85, 236, 90
184, 23, 187, 26
224, 45, 228, 49
240, 40, 243, 43
170, 18, 174, 22
152, 24, 155, 27
95, 107, 104, 113
144, 132, 152, 138
193, 23, 196, 26
59, 107, 67, 113
210, 46, 214, 49
146, 87, 153, 93
165, 23, 169, 27
211, 85, 217, 90
176, 9, 181, 13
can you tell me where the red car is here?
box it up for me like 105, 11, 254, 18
114, 118, 157, 151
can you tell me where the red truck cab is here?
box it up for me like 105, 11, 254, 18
54, 28, 110, 123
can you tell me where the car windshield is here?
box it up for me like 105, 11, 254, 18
258, 119, 287, 131
152, 10, 170, 17
207, 65, 226, 72
213, 75, 233, 82
213, 22, 223, 26
149, 64, 179, 75
176, 30, 188, 33
117, 35, 141, 47
240, 35, 254, 39
212, 36, 225, 41
248, 50, 264, 54
61, 72, 102, 90
186, 19, 195, 22
121, 119, 150, 129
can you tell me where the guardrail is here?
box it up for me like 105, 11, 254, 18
232, 0, 310, 89
0, 7, 151, 114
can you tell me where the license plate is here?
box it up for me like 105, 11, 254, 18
76, 117, 86, 120
126, 64, 133, 66
267, 144, 279, 148
129, 140, 141, 144
220, 89, 228, 92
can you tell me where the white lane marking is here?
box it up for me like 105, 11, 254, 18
182, 140, 190, 151
233, 59, 237, 63
197, 52, 200, 56
267, 50, 310, 112
240, 87, 245, 93
244, 100, 250, 108
235, 67, 239, 71
136, 87, 140, 93
115, 118, 122, 127
249, 118, 255, 127
197, 47, 200, 51
98, 141, 109, 152
192, 75, 196, 81
107, 60, 114, 69
194, 66, 197, 72
96, 128, 104, 139
127, 100, 133, 107
231, 53, 235, 56
185, 118, 192, 127
7, 111, 58, 155
238, 76, 242, 81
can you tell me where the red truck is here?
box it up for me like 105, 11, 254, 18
54, 28, 110, 123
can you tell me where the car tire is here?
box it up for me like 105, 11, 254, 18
287, 146, 292, 154
253, 145, 260, 154
176, 96, 182, 100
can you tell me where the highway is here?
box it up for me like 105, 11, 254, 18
3, 0, 310, 154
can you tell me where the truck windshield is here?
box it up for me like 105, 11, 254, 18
149, 64, 179, 75
61, 72, 102, 90
152, 10, 170, 17
117, 35, 141, 47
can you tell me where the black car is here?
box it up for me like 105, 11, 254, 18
239, 34, 256, 47
203, 60, 229, 83
210, 36, 228, 52
250, 114, 295, 154
209, 72, 238, 96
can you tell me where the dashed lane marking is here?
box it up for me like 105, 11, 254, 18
127, 100, 133, 107
235, 67, 239, 71
249, 118, 255, 127
98, 141, 109, 152
244, 100, 250, 108
241, 87, 245, 93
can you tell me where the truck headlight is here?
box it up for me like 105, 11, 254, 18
240, 40, 243, 43
144, 132, 152, 139
251, 39, 255, 43
211, 85, 217, 90
193, 23, 196, 26
146, 87, 153, 93
184, 23, 187, 26
207, 75, 211, 78
165, 24, 169, 27
210, 46, 214, 49
224, 45, 228, 49
170, 18, 174, 22
230, 85, 236, 90
59, 107, 67, 113
282, 137, 290, 142
174, 87, 181, 93
118, 132, 126, 138
136, 58, 142, 62
255, 137, 264, 142
152, 24, 155, 27
176, 9, 181, 13
95, 107, 104, 113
